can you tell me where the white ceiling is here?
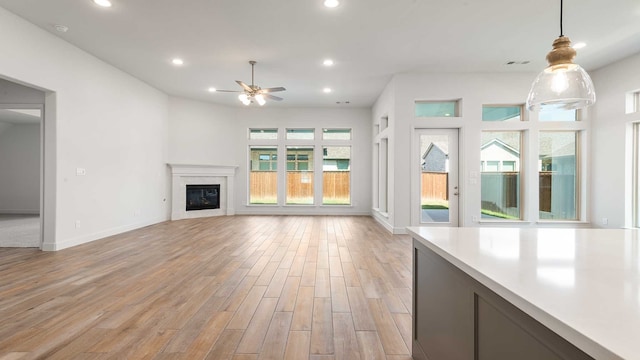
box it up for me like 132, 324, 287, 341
1, 0, 640, 108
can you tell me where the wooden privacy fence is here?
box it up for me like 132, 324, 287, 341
539, 172, 575, 214
422, 172, 448, 202
286, 172, 315, 202
250, 171, 277, 203
249, 171, 350, 203
323, 171, 351, 203
423, 171, 574, 214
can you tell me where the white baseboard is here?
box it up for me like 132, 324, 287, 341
372, 214, 393, 233
392, 227, 408, 234
41, 216, 168, 251
234, 209, 372, 216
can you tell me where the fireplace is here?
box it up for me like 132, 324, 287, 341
168, 164, 237, 220
186, 184, 220, 211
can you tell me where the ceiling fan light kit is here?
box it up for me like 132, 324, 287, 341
526, 0, 595, 112
215, 60, 286, 106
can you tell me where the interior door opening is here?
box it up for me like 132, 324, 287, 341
0, 106, 43, 247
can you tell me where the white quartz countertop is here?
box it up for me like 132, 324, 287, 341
407, 227, 640, 360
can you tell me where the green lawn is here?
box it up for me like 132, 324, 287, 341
480, 209, 519, 219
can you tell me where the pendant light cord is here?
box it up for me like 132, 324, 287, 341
560, 0, 564, 36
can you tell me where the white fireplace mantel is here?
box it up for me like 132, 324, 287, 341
168, 164, 238, 220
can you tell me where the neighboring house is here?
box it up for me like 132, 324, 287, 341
422, 142, 448, 172
539, 141, 576, 173
480, 138, 520, 172
423, 137, 522, 173
323, 146, 351, 171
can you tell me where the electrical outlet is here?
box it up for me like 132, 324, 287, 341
472, 215, 479, 222
76, 168, 86, 176
602, 218, 608, 225
75, 220, 81, 228
134, 209, 141, 217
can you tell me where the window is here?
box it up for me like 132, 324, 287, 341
249, 147, 278, 204
502, 161, 516, 171
379, 116, 389, 132
626, 90, 640, 114
286, 128, 314, 140
286, 147, 314, 204
481, 132, 522, 220
485, 161, 500, 172
415, 100, 460, 117
323, 146, 351, 205
539, 132, 578, 220
287, 150, 310, 170
633, 123, 640, 227
323, 128, 352, 140
378, 139, 389, 212
248, 127, 353, 207
482, 105, 523, 122
538, 109, 578, 122
249, 128, 278, 140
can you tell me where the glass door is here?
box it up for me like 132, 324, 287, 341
414, 129, 459, 226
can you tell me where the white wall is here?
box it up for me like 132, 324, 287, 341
0, 124, 40, 213
373, 72, 593, 233
168, 97, 372, 215
590, 53, 640, 228
0, 7, 170, 250
168, 97, 239, 165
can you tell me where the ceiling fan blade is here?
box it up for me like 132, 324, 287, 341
260, 87, 286, 93
236, 80, 253, 92
214, 89, 241, 93
264, 94, 283, 101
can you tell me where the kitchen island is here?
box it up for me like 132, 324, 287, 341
408, 227, 640, 360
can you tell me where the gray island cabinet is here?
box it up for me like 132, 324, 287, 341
408, 227, 639, 360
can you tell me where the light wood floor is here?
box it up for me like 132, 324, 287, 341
0, 216, 413, 360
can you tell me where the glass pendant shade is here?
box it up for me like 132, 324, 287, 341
526, 34, 596, 111
526, 62, 595, 111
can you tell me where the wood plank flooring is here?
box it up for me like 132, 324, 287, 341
0, 216, 413, 360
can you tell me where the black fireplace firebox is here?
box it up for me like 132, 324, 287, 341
186, 184, 220, 211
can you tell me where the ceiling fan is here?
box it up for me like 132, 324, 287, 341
216, 61, 286, 106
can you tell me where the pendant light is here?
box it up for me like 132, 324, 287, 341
526, 0, 596, 111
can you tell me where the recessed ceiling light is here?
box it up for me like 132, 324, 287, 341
323, 87, 332, 93
572, 42, 587, 50
208, 87, 217, 92
171, 58, 184, 66
323, 59, 334, 66
54, 24, 69, 33
324, 0, 339, 8
93, 0, 112, 8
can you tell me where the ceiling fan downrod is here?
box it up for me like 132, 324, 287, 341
249, 60, 256, 89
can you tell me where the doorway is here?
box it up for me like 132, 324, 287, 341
0, 106, 43, 247
413, 128, 459, 226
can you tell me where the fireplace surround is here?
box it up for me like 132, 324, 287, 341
168, 164, 237, 220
